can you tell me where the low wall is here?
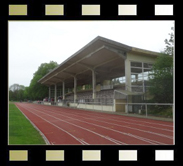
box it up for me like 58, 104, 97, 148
43, 102, 51, 105
44, 101, 114, 112
58, 103, 63, 106
73, 103, 114, 112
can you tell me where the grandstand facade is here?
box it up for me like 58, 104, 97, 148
38, 36, 160, 113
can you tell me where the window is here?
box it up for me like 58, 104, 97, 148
130, 61, 153, 92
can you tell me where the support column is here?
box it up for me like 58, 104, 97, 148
62, 81, 65, 100
135, 74, 138, 82
125, 59, 132, 91
92, 69, 96, 100
74, 76, 77, 103
142, 62, 145, 93
54, 83, 57, 103
49, 86, 51, 99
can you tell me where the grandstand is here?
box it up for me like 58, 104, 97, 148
38, 36, 160, 113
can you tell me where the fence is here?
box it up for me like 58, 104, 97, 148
115, 102, 173, 119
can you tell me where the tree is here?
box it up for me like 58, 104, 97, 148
28, 61, 58, 100
9, 84, 25, 101
9, 61, 58, 101
164, 27, 174, 56
148, 27, 174, 103
148, 54, 173, 103
9, 84, 25, 92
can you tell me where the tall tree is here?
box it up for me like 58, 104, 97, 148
148, 54, 173, 103
164, 27, 174, 56
28, 61, 58, 100
148, 27, 174, 103
9, 84, 25, 92
9, 84, 25, 101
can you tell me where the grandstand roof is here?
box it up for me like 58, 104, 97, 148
38, 36, 160, 87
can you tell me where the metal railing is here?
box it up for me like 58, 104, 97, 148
115, 102, 173, 119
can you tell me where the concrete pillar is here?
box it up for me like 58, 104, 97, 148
74, 76, 77, 103
125, 59, 132, 91
49, 86, 51, 99
142, 62, 145, 93
135, 74, 138, 82
62, 81, 65, 100
54, 84, 57, 103
92, 69, 96, 100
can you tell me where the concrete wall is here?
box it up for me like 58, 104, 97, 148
115, 99, 126, 112
103, 80, 111, 85
43, 102, 51, 105
69, 103, 114, 112
96, 84, 101, 91
127, 52, 156, 63
58, 103, 63, 106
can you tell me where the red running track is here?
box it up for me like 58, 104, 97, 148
15, 103, 174, 145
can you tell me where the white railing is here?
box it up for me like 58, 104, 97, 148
115, 102, 173, 119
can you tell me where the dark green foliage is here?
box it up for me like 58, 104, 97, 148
27, 61, 58, 100
148, 54, 173, 103
147, 27, 174, 103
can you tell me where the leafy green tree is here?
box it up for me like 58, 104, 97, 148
148, 27, 174, 103
9, 61, 58, 101
164, 27, 174, 56
148, 54, 173, 103
28, 61, 58, 100
9, 90, 15, 101
9, 84, 25, 101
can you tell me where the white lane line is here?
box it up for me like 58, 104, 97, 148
98, 116, 173, 127
44, 105, 173, 127
72, 109, 173, 127
29, 105, 173, 139
68, 111, 173, 132
31, 104, 173, 128
29, 104, 173, 132
21, 105, 126, 145
48, 112, 166, 144
17, 105, 86, 145
24, 105, 162, 145
78, 139, 89, 145
44, 108, 173, 139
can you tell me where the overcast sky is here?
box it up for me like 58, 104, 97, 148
9, 20, 174, 87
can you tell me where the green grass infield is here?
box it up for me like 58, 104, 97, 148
9, 103, 46, 145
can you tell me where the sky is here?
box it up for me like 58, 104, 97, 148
9, 20, 174, 87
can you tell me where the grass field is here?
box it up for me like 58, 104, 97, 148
9, 103, 46, 145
